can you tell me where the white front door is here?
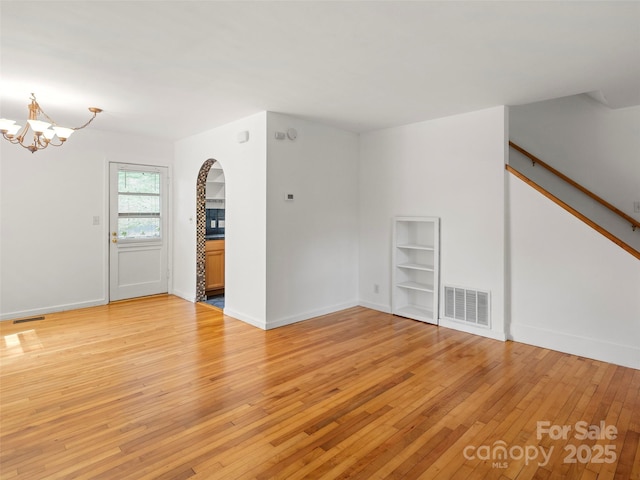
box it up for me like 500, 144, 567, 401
109, 163, 168, 301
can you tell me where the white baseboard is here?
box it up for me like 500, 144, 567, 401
358, 300, 391, 314
439, 318, 507, 342
222, 308, 267, 330
172, 288, 197, 303
0, 298, 108, 322
264, 300, 360, 330
510, 323, 640, 370
357, 303, 507, 342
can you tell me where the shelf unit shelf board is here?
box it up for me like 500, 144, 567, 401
394, 305, 434, 322
397, 262, 434, 272
397, 243, 435, 251
396, 281, 434, 293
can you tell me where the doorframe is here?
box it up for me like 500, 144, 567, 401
195, 159, 217, 301
107, 161, 172, 302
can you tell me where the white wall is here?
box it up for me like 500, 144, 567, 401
0, 129, 173, 320
358, 107, 508, 340
510, 94, 640, 223
508, 174, 640, 369
173, 112, 268, 327
3, 99, 635, 370
265, 113, 359, 328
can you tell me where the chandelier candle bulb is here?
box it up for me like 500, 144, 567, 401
52, 126, 75, 140
0, 118, 21, 138
27, 119, 51, 134
0, 118, 17, 130
42, 129, 56, 140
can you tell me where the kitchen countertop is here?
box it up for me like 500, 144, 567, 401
205, 234, 225, 240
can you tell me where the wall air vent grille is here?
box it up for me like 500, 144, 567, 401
444, 286, 490, 327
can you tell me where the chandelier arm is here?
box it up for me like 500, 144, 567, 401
15, 123, 30, 143
31, 140, 48, 152
36, 134, 48, 149
45, 137, 64, 147
2, 133, 19, 144
7, 136, 43, 152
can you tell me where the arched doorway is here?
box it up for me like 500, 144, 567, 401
195, 158, 224, 302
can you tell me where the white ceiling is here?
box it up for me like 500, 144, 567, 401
1, 1, 639, 141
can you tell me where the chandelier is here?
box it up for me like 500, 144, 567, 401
0, 93, 102, 153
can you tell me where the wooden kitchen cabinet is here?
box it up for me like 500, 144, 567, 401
205, 239, 224, 294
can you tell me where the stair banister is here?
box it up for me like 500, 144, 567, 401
509, 141, 640, 232
506, 164, 640, 260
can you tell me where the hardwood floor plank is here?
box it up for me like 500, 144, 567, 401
1, 296, 637, 479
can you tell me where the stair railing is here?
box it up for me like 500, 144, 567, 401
507, 142, 640, 260
509, 141, 640, 232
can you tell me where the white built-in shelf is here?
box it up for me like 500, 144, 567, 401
392, 216, 440, 325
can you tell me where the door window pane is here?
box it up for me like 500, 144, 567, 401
118, 194, 160, 214
118, 171, 160, 194
117, 218, 160, 239
117, 170, 161, 240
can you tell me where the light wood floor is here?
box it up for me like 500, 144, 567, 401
1, 295, 638, 479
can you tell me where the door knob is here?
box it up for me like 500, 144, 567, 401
112, 232, 118, 243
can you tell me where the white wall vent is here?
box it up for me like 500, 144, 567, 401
444, 286, 490, 327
